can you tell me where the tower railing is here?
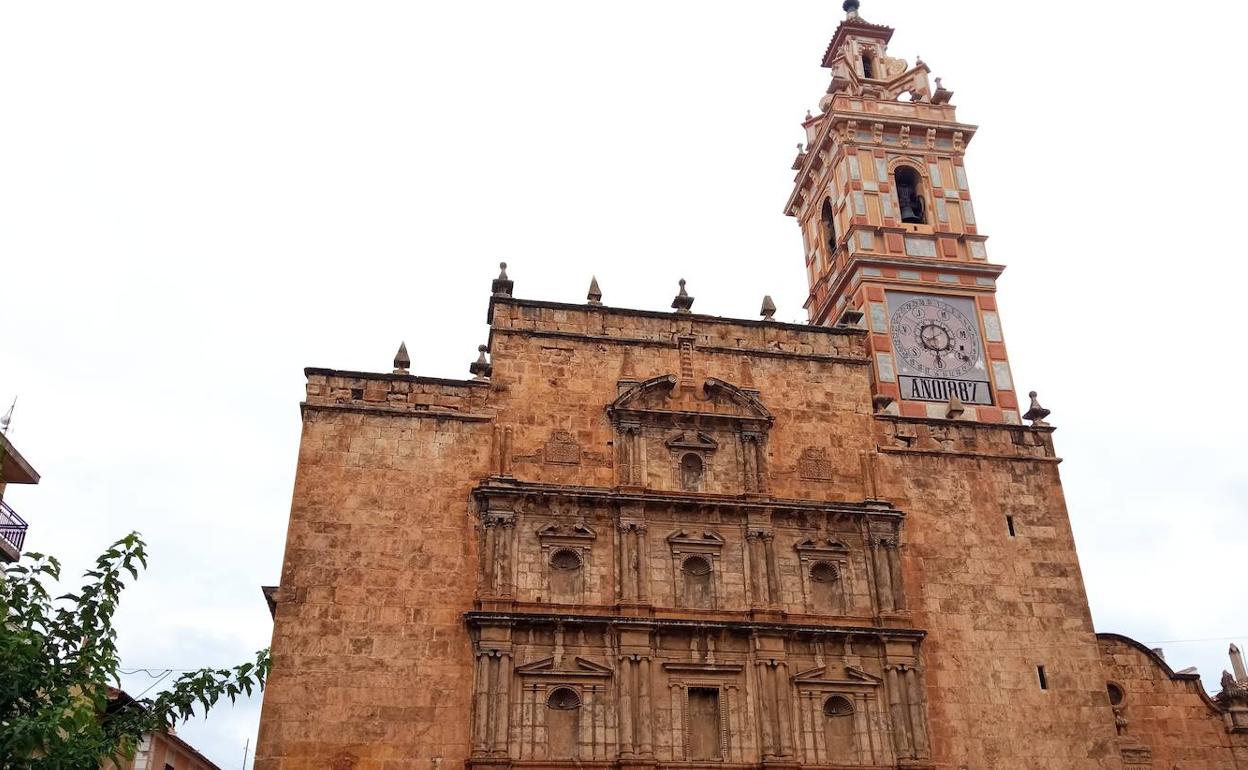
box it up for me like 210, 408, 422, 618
0, 499, 28, 554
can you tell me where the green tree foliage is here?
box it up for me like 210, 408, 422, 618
0, 533, 270, 769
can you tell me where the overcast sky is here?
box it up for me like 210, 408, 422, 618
2, 1, 1246, 766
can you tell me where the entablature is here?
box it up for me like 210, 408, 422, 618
874, 415, 1058, 462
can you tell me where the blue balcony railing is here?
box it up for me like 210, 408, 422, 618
0, 499, 28, 555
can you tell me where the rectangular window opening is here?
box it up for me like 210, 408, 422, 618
1006, 515, 1017, 538
1037, 665, 1049, 690
687, 687, 723, 760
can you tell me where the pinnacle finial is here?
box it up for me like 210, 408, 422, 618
671, 278, 694, 314
1023, 390, 1051, 426
393, 341, 411, 374
469, 344, 492, 381
760, 295, 777, 321
843, 0, 861, 19
587, 276, 603, 305
1231, 644, 1248, 683
491, 261, 514, 297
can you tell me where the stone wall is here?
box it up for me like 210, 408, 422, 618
1098, 634, 1248, 769
255, 295, 1248, 770
254, 397, 492, 770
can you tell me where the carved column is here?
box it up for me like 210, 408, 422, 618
618, 656, 636, 757
618, 523, 634, 601
752, 433, 768, 493
638, 657, 654, 757
492, 652, 513, 756
472, 652, 491, 755
774, 662, 794, 757
758, 662, 778, 759
482, 518, 498, 596
852, 694, 870, 764
635, 524, 649, 603
621, 424, 642, 486
616, 523, 627, 602
498, 517, 516, 598
745, 531, 764, 606
904, 666, 927, 755
887, 540, 905, 610
741, 433, 759, 493
885, 665, 909, 756
871, 537, 895, 613
762, 531, 779, 608
617, 423, 642, 486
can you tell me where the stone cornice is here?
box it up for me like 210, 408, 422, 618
472, 479, 904, 520
489, 326, 870, 366
300, 402, 494, 422
304, 367, 489, 389
466, 610, 926, 640
487, 295, 864, 338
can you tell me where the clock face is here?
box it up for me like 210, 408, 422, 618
885, 292, 993, 405
889, 296, 980, 377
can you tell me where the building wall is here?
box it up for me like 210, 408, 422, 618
256, 296, 1247, 770
253, 382, 493, 770
1098, 635, 1248, 770
875, 440, 1121, 768
114, 732, 221, 770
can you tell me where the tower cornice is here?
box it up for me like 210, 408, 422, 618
822, 18, 895, 67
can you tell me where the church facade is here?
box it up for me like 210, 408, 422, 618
254, 4, 1248, 769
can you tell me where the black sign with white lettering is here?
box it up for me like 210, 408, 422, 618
899, 376, 993, 405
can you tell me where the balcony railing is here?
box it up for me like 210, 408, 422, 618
1, 499, 28, 555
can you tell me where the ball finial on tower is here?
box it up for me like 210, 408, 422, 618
843, 0, 861, 18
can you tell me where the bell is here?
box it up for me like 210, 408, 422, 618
900, 203, 922, 224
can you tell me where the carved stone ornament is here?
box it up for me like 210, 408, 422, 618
544, 430, 582, 465
798, 447, 833, 481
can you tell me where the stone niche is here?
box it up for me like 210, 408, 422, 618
607, 375, 772, 495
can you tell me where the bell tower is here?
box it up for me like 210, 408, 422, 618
786, 0, 1019, 423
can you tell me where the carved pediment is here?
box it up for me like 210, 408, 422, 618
608, 375, 772, 425
794, 664, 884, 687
668, 529, 726, 549
515, 656, 613, 679
796, 537, 851, 554
665, 430, 719, 452
536, 523, 597, 543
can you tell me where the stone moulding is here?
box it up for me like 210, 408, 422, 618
471, 479, 905, 522
299, 402, 494, 422
493, 326, 871, 365
606, 375, 774, 426
874, 414, 1060, 463
464, 611, 926, 641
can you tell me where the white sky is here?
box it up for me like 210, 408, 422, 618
2, 1, 1246, 765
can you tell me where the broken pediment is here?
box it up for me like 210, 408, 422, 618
515, 656, 613, 679
668, 529, 726, 549
794, 663, 884, 687
665, 430, 719, 452
607, 375, 773, 426
796, 537, 851, 554
536, 523, 597, 543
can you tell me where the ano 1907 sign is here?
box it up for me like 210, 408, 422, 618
886, 292, 993, 406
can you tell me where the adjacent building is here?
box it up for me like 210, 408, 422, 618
103, 691, 226, 770
254, 4, 1248, 769
0, 428, 39, 562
